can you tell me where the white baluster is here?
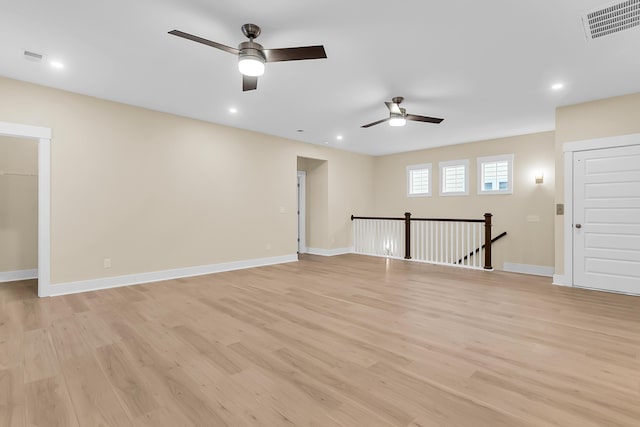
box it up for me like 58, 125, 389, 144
455, 222, 459, 266
431, 221, 435, 263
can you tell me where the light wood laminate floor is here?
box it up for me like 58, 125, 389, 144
1, 254, 639, 426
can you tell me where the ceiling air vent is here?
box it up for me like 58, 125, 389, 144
582, 0, 640, 40
23, 50, 44, 62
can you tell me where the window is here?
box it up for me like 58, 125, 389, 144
477, 154, 513, 195
439, 159, 469, 196
407, 163, 432, 197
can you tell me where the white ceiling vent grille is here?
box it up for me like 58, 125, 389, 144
582, 0, 640, 40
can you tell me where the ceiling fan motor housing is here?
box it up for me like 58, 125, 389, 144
238, 41, 266, 61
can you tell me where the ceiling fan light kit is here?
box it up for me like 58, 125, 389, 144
237, 56, 264, 76
389, 114, 407, 127
238, 43, 266, 76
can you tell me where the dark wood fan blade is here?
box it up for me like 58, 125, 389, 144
361, 118, 390, 128
406, 114, 444, 124
385, 102, 402, 114
168, 30, 240, 55
264, 45, 326, 62
243, 75, 258, 91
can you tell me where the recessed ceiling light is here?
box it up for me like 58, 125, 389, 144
229, 107, 238, 113
50, 61, 64, 69
551, 83, 564, 90
336, 135, 343, 140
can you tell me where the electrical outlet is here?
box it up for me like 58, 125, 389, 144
279, 206, 286, 214
103, 258, 112, 268
266, 243, 271, 250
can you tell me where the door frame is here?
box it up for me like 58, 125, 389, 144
0, 121, 52, 297
560, 133, 640, 288
297, 171, 306, 254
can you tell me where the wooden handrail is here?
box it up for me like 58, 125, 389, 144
351, 215, 405, 221
458, 231, 507, 265
351, 215, 484, 223
412, 217, 485, 223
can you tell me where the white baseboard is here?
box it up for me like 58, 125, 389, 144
552, 274, 571, 287
305, 247, 354, 257
45, 254, 298, 297
503, 262, 554, 277
0, 269, 38, 283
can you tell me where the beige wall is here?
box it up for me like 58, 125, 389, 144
328, 150, 376, 249
554, 92, 640, 275
0, 77, 374, 285
0, 136, 38, 272
373, 132, 556, 270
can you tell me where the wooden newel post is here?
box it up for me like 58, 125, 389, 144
404, 212, 412, 260
483, 213, 493, 270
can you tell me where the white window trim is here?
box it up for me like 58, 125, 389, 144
439, 159, 469, 196
406, 163, 432, 197
477, 154, 514, 195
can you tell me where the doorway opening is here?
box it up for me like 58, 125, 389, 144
0, 136, 38, 287
0, 121, 52, 297
296, 156, 328, 256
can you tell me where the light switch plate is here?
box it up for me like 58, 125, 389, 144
556, 204, 564, 215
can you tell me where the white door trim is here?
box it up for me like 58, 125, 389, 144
0, 121, 52, 297
297, 171, 306, 253
559, 133, 640, 288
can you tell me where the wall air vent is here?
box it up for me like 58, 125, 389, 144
582, 0, 640, 39
23, 50, 44, 62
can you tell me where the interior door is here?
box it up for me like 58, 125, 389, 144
573, 144, 640, 295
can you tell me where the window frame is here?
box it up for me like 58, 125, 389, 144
406, 163, 433, 197
439, 159, 469, 196
477, 154, 514, 195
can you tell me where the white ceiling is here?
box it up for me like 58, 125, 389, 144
1, 0, 639, 155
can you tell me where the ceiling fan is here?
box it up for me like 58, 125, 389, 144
169, 24, 327, 91
361, 97, 444, 128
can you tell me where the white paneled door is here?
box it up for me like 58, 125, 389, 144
573, 144, 640, 295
